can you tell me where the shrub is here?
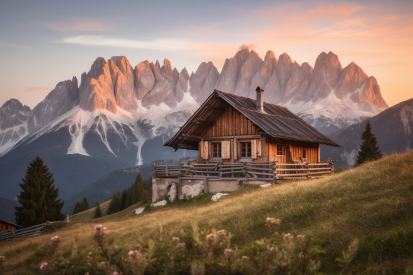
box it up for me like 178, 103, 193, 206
94, 201, 102, 218
32, 217, 330, 274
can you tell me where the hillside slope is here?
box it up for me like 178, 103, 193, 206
1, 151, 412, 274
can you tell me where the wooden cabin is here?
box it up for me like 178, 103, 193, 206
164, 87, 339, 164
0, 219, 22, 232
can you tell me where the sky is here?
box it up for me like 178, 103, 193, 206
0, 0, 412, 108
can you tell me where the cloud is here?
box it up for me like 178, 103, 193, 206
60, 35, 195, 51
239, 43, 257, 50
0, 42, 29, 48
24, 87, 54, 93
46, 21, 109, 32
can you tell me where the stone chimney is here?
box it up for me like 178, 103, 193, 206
256, 86, 264, 112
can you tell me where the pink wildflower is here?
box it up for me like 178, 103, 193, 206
128, 250, 134, 256
172, 237, 180, 243
113, 272, 118, 275
88, 252, 92, 256
51, 235, 59, 241
284, 233, 293, 241
224, 248, 234, 257
103, 227, 107, 231
40, 262, 48, 270
176, 242, 186, 248
0, 256, 4, 260
94, 224, 103, 231
297, 235, 305, 241
242, 256, 249, 262
217, 230, 227, 236
266, 217, 281, 225
206, 233, 216, 241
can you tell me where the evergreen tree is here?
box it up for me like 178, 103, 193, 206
73, 201, 83, 215
121, 189, 128, 210
82, 197, 90, 211
94, 201, 102, 218
15, 156, 64, 227
107, 193, 122, 215
125, 189, 133, 208
355, 120, 383, 166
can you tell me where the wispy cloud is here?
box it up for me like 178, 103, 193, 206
0, 42, 29, 49
46, 21, 109, 32
60, 35, 195, 51
24, 87, 54, 93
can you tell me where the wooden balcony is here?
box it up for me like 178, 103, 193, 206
153, 159, 336, 181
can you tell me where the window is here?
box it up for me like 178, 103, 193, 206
212, 143, 221, 158
241, 142, 252, 157
277, 145, 284, 155
303, 149, 307, 159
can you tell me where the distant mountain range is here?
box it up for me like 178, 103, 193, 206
0, 196, 19, 223
321, 97, 413, 168
0, 49, 388, 211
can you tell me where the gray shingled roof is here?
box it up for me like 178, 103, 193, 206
164, 89, 340, 148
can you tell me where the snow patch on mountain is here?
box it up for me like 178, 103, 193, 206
285, 91, 378, 130
0, 121, 29, 156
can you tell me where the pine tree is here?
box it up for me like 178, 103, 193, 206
121, 189, 128, 210
82, 197, 90, 211
73, 201, 83, 215
94, 201, 102, 218
125, 189, 133, 208
355, 120, 383, 166
107, 193, 122, 215
15, 156, 64, 227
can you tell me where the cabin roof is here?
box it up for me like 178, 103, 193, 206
164, 89, 340, 149
0, 218, 22, 229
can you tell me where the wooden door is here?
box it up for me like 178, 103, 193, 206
286, 145, 293, 163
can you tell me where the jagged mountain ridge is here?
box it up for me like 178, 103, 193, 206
0, 49, 388, 157
189, 49, 388, 134
321, 97, 413, 168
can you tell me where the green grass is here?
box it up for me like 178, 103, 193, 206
1, 151, 413, 274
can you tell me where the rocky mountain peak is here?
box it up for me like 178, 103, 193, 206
180, 67, 189, 79
278, 53, 293, 66
155, 60, 161, 70
89, 57, 107, 80
264, 50, 277, 62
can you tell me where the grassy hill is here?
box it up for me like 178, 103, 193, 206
1, 151, 413, 274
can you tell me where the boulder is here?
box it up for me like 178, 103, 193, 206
135, 207, 145, 214
151, 200, 167, 207
179, 183, 204, 199
167, 182, 177, 203
211, 193, 228, 202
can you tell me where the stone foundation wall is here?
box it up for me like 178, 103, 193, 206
152, 177, 270, 202
152, 177, 178, 202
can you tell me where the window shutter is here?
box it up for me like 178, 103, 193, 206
201, 141, 209, 160
252, 140, 257, 159
257, 140, 262, 156
221, 140, 231, 159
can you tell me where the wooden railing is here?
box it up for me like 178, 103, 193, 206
153, 163, 181, 177
276, 162, 334, 179
153, 161, 334, 181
